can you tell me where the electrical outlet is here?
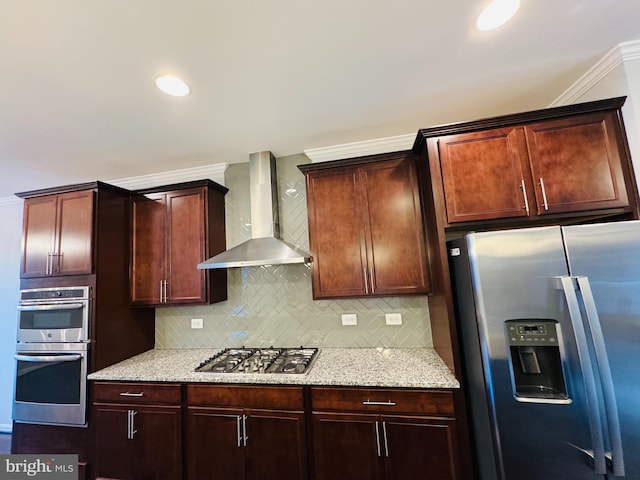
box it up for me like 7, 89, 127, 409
385, 313, 402, 325
191, 318, 204, 329
341, 313, 357, 326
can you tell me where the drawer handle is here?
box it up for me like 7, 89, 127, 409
362, 400, 396, 406
119, 392, 145, 397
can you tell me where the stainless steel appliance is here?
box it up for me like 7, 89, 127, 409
14, 342, 88, 426
13, 286, 91, 427
449, 220, 640, 479
196, 347, 318, 374
17, 286, 90, 343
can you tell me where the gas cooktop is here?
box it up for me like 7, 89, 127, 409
195, 347, 318, 374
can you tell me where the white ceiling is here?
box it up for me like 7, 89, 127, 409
1, 0, 640, 199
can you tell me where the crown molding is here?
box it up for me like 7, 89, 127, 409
106, 163, 227, 191
550, 39, 640, 107
304, 133, 416, 162
0, 163, 228, 205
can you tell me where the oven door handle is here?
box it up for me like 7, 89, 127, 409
18, 303, 85, 311
14, 354, 82, 363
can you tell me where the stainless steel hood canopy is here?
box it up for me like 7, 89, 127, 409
197, 151, 311, 269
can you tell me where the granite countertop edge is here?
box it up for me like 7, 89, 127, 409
88, 347, 460, 389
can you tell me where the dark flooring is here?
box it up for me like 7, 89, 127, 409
0, 433, 11, 454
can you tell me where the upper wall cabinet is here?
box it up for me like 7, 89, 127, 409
419, 97, 640, 228
20, 189, 94, 278
130, 180, 228, 307
16, 182, 136, 280
299, 153, 430, 299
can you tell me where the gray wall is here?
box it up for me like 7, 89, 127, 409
0, 199, 23, 432
155, 153, 433, 349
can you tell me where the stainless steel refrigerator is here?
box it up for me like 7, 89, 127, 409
449, 220, 640, 479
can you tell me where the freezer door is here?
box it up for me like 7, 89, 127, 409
453, 226, 603, 480
563, 220, 640, 477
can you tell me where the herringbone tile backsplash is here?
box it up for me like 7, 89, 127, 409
155, 153, 432, 349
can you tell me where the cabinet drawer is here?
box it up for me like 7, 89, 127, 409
92, 382, 182, 405
187, 384, 305, 410
311, 387, 455, 416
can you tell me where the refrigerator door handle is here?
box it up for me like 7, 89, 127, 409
559, 276, 607, 474
576, 276, 625, 477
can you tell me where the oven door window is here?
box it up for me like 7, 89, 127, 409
15, 354, 82, 404
19, 303, 85, 331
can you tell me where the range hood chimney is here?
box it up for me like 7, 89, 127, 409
197, 151, 311, 269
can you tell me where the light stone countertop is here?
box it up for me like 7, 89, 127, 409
88, 347, 460, 389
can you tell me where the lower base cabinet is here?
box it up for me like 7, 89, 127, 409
311, 387, 460, 480
185, 385, 308, 480
92, 382, 182, 480
91, 382, 464, 480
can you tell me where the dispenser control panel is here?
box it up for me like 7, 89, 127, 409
506, 321, 558, 346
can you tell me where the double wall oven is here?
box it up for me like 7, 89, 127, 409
13, 286, 90, 427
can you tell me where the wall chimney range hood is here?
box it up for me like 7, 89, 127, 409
197, 151, 311, 269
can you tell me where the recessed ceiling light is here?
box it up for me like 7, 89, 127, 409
476, 0, 520, 31
154, 74, 191, 97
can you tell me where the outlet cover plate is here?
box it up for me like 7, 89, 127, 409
191, 318, 204, 329
385, 313, 402, 325
341, 313, 357, 326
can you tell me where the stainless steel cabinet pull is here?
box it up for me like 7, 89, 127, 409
242, 415, 248, 446
382, 421, 389, 457
159, 279, 168, 303
539, 177, 549, 210
559, 276, 606, 474
577, 276, 625, 476
374, 421, 381, 457
127, 410, 138, 440
236, 415, 242, 447
362, 400, 396, 406
369, 267, 375, 293
119, 392, 144, 397
520, 180, 530, 215
363, 267, 369, 294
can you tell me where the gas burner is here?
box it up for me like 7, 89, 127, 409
196, 347, 318, 374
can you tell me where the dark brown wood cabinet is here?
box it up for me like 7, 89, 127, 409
432, 98, 639, 227
299, 152, 430, 299
130, 180, 228, 306
311, 387, 460, 480
20, 189, 94, 277
92, 382, 183, 480
185, 385, 307, 480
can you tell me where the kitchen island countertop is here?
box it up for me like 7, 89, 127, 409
88, 347, 459, 389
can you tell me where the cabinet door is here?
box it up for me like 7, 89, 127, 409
21, 195, 58, 277
94, 404, 182, 480
525, 111, 629, 215
360, 158, 430, 295
245, 409, 307, 480
382, 416, 457, 480
93, 406, 132, 479
313, 412, 383, 480
131, 193, 166, 305
306, 168, 368, 298
131, 405, 182, 480
186, 407, 245, 480
438, 127, 530, 223
55, 190, 94, 275
166, 188, 208, 304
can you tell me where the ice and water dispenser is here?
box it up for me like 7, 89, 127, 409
505, 319, 569, 401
